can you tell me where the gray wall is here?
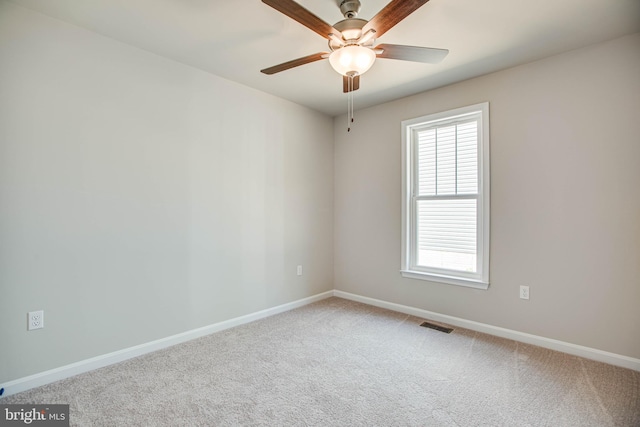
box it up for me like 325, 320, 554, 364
0, 2, 334, 383
334, 33, 640, 360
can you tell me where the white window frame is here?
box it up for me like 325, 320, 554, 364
401, 102, 490, 289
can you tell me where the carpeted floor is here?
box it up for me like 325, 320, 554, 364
3, 297, 640, 426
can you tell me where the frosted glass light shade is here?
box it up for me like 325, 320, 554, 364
329, 45, 376, 76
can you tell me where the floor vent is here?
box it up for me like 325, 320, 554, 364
420, 321, 454, 334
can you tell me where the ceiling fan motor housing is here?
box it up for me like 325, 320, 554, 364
329, 18, 370, 50
339, 0, 361, 18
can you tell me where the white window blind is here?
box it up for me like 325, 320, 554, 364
401, 103, 490, 288
416, 119, 478, 273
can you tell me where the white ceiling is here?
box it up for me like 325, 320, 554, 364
8, 0, 640, 116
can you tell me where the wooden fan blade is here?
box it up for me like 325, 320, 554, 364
261, 52, 329, 75
362, 0, 430, 38
343, 75, 361, 93
262, 0, 341, 39
376, 44, 448, 64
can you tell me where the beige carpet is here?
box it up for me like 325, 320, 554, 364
3, 297, 640, 426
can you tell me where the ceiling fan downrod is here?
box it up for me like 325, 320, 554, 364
339, 0, 361, 18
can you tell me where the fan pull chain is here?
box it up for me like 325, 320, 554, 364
347, 73, 355, 132
347, 75, 351, 132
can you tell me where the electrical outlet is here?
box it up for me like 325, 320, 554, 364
297, 265, 303, 276
28, 310, 44, 330
519, 286, 530, 300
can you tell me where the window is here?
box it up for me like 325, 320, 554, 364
401, 103, 490, 289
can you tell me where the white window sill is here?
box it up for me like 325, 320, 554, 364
400, 270, 489, 290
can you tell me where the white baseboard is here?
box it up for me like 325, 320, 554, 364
3, 288, 637, 398
0, 291, 334, 398
333, 290, 640, 372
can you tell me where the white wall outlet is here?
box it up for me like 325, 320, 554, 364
297, 265, 303, 276
519, 286, 530, 300
28, 310, 44, 330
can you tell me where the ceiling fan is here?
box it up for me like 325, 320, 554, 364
260, 0, 449, 94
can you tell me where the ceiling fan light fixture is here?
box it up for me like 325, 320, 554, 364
329, 45, 376, 76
